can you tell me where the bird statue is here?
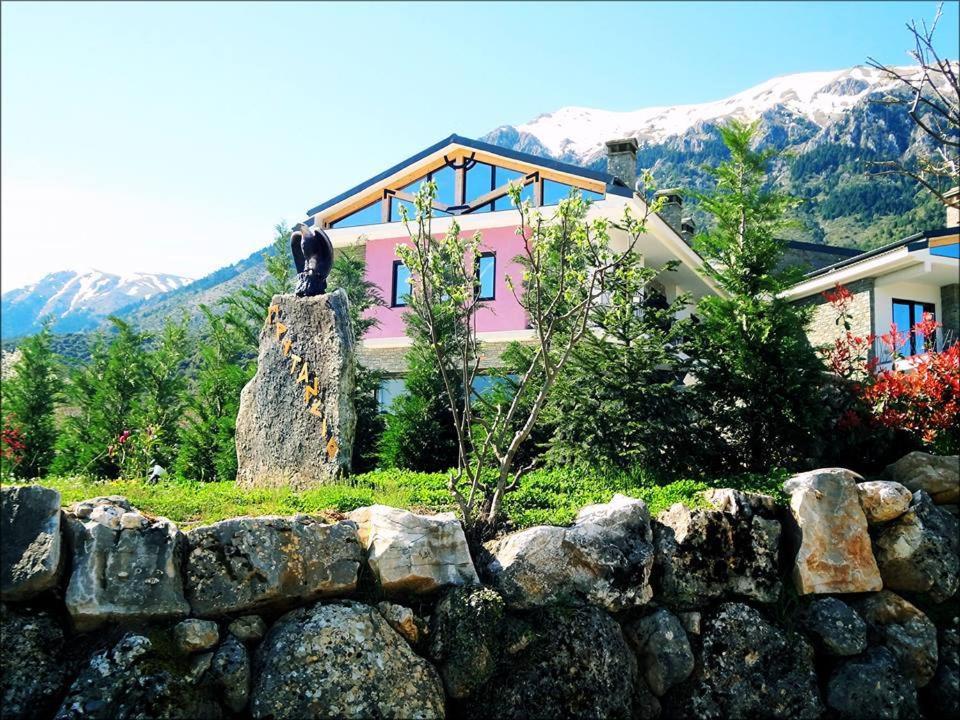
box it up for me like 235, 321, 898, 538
290, 223, 334, 297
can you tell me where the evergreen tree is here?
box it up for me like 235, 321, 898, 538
545, 260, 695, 473
0, 321, 60, 478
686, 120, 826, 473
327, 245, 387, 473
53, 318, 149, 478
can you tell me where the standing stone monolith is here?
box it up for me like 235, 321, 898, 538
236, 289, 356, 488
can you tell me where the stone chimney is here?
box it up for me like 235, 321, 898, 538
945, 186, 959, 227
654, 188, 684, 233
605, 138, 639, 191
680, 216, 696, 242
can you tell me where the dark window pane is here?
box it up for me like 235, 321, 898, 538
432, 165, 456, 206
466, 162, 494, 204
393, 262, 411, 306
331, 200, 382, 228
477, 254, 495, 300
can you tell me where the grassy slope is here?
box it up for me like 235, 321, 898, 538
4, 467, 789, 530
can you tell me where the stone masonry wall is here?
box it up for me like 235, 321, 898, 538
800, 278, 875, 356
2, 451, 958, 720
941, 283, 959, 339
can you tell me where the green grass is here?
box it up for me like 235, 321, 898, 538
3, 466, 790, 530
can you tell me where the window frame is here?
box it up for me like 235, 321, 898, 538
891, 298, 936, 356
475, 251, 496, 301
391, 260, 411, 308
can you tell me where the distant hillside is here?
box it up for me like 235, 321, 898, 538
1, 270, 192, 340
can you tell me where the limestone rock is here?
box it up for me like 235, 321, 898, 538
826, 647, 920, 720
348, 505, 477, 595
377, 601, 424, 645
800, 597, 867, 656
1, 485, 63, 601
874, 490, 959, 603
653, 501, 781, 608
857, 591, 938, 688
1, 604, 72, 720
184, 515, 361, 617
228, 615, 266, 643
429, 585, 506, 699
625, 609, 694, 696
886, 451, 959, 505
689, 602, 823, 719
174, 619, 219, 654
459, 605, 644, 720
236, 290, 356, 489
250, 600, 444, 719
704, 487, 778, 519
64, 498, 189, 630
211, 635, 250, 714
857, 480, 913, 524
55, 633, 221, 720
924, 616, 959, 717
486, 493, 654, 611
783, 468, 882, 594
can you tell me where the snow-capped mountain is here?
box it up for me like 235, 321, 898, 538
1, 269, 193, 339
485, 65, 923, 165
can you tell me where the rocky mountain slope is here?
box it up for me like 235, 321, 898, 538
1, 270, 193, 339
484, 64, 953, 249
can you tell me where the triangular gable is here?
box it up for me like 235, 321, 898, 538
307, 134, 631, 229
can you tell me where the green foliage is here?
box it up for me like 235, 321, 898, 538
545, 259, 696, 472
14, 465, 789, 530
52, 318, 150, 478
687, 120, 827, 473
328, 246, 387, 473
0, 322, 60, 478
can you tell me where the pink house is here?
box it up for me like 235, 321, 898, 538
299, 134, 721, 407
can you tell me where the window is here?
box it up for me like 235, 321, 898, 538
892, 299, 935, 356
330, 200, 382, 228
476, 252, 496, 300
376, 378, 406, 412
392, 261, 411, 307
542, 180, 603, 206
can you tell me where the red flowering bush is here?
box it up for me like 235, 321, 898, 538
1, 414, 27, 478
821, 284, 959, 454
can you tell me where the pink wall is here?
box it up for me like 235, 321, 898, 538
363, 225, 528, 339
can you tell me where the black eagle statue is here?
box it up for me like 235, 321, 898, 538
290, 223, 334, 297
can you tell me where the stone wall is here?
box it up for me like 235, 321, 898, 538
2, 451, 958, 720
799, 278, 875, 356
942, 283, 959, 339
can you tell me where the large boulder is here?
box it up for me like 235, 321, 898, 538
485, 494, 654, 611
55, 633, 221, 720
653, 499, 781, 608
873, 490, 959, 603
250, 600, 445, 719
856, 591, 938, 688
64, 498, 189, 630
624, 608, 694, 697
686, 602, 823, 720
1, 604, 73, 720
1, 485, 63, 601
886, 451, 959, 505
923, 616, 959, 717
800, 596, 867, 656
348, 505, 477, 595
459, 605, 647, 720
236, 290, 356, 488
857, 481, 913, 524
826, 647, 920, 720
783, 468, 882, 595
184, 515, 361, 617
429, 585, 506, 699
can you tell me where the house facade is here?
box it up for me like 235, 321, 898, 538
298, 134, 721, 406
784, 188, 960, 363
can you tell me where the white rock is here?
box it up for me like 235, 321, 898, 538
857, 481, 913, 524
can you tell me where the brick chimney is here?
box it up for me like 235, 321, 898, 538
605, 138, 638, 191
654, 188, 684, 233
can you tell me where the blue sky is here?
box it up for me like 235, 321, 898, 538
2, 1, 958, 290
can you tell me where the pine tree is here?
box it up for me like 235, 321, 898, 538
687, 120, 826, 473
0, 321, 60, 478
